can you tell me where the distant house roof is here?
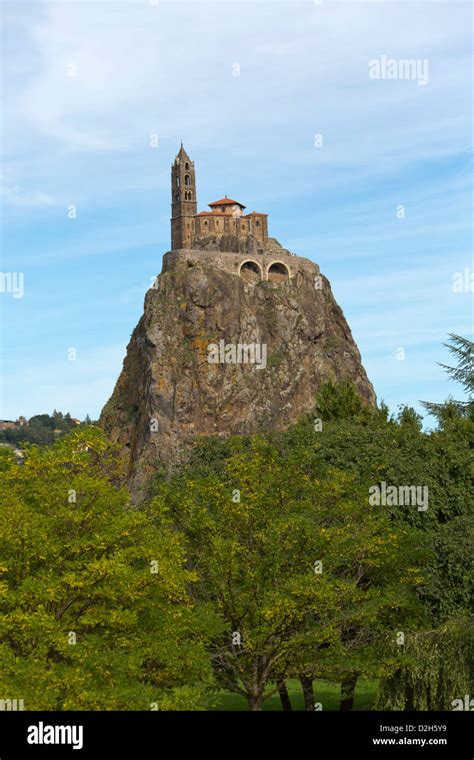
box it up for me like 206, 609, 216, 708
208, 197, 246, 209
70, 418, 81, 424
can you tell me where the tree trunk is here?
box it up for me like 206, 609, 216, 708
247, 693, 265, 711
340, 672, 359, 711
299, 675, 315, 711
405, 682, 416, 711
277, 680, 292, 711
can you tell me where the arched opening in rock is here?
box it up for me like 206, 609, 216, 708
267, 262, 290, 282
239, 260, 262, 282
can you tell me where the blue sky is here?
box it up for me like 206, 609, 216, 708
1, 0, 472, 424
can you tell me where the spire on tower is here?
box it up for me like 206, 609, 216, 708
176, 142, 191, 164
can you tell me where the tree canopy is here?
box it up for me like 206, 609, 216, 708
0, 428, 221, 710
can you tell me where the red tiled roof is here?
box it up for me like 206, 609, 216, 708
195, 210, 267, 217
208, 197, 246, 208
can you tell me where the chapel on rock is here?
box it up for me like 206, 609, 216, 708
167, 144, 308, 283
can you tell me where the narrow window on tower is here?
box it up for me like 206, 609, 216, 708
184, 174, 191, 186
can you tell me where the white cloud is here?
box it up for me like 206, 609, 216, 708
5, 1, 471, 167
2, 184, 55, 207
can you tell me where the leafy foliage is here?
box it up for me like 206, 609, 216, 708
376, 619, 473, 710
152, 436, 427, 709
314, 378, 365, 421
0, 428, 221, 710
422, 333, 474, 417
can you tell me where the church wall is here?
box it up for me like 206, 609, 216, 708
162, 248, 319, 281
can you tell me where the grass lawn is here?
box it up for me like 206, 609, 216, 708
212, 678, 378, 711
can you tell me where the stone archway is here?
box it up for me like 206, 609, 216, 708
267, 261, 290, 282
239, 260, 262, 283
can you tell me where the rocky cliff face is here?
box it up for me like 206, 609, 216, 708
100, 241, 375, 496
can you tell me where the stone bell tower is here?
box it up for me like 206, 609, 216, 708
171, 143, 197, 250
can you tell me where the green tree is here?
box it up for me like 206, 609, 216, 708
0, 428, 221, 710
294, 371, 473, 711
28, 413, 55, 429
376, 619, 473, 710
314, 378, 365, 421
152, 436, 426, 710
422, 334, 474, 417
